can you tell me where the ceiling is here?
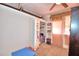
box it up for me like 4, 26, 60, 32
3, 3, 79, 17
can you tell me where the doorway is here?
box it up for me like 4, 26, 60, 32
40, 21, 46, 43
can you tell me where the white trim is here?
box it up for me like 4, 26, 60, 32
63, 44, 68, 48
63, 37, 68, 48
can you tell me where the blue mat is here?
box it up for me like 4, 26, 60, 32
12, 48, 36, 56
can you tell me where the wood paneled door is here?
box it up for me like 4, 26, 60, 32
51, 12, 71, 48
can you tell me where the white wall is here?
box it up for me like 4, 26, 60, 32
0, 5, 35, 55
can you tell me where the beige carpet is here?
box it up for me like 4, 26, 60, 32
36, 43, 69, 56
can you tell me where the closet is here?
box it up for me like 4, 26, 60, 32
34, 18, 46, 50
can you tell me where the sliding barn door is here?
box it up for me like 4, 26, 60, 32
51, 12, 71, 49
52, 16, 63, 47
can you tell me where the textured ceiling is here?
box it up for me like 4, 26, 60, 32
4, 3, 79, 17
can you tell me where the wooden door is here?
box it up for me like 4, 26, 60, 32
52, 16, 63, 47
69, 7, 79, 56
